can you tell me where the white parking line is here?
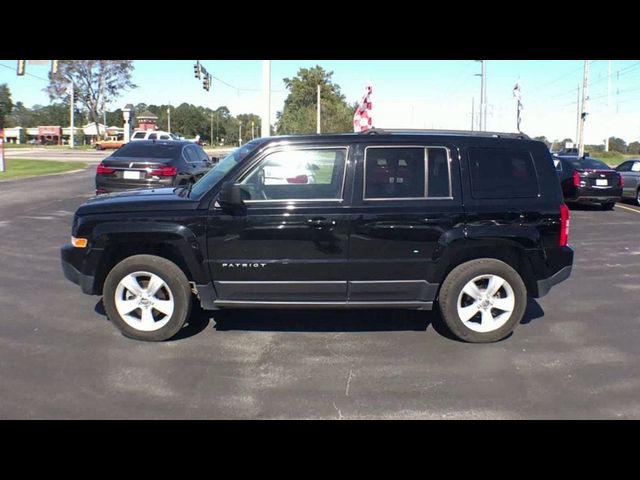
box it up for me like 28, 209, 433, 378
617, 204, 640, 214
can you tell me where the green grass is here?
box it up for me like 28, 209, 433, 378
3, 143, 94, 150
0, 158, 87, 180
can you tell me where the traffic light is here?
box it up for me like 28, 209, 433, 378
203, 74, 211, 91
17, 60, 25, 76
194, 61, 201, 80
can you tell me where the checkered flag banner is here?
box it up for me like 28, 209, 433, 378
513, 81, 523, 132
353, 85, 373, 132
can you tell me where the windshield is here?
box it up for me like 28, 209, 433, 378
189, 140, 263, 198
564, 157, 610, 170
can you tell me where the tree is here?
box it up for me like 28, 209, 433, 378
608, 136, 627, 153
45, 61, 136, 140
533, 135, 551, 149
276, 66, 353, 135
627, 141, 640, 154
0, 83, 13, 130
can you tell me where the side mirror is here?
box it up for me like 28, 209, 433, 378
217, 181, 246, 215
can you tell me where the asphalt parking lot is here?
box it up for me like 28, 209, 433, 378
1, 167, 640, 419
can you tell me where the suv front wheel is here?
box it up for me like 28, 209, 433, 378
103, 254, 192, 341
438, 259, 527, 343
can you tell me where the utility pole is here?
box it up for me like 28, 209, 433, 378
261, 60, 271, 138
210, 112, 213, 147
239, 121, 242, 146
482, 61, 487, 131
69, 83, 74, 149
317, 85, 321, 134
471, 97, 475, 131
167, 104, 171, 133
475, 61, 486, 131
575, 84, 580, 146
216, 114, 219, 145
606, 60, 612, 150
578, 60, 590, 158
251, 121, 255, 140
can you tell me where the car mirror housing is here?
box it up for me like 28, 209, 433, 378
217, 182, 246, 215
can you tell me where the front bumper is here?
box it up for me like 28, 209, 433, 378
61, 244, 96, 295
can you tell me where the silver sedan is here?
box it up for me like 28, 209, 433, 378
615, 159, 640, 205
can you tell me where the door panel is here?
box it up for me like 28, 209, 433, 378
206, 145, 353, 302
347, 143, 464, 302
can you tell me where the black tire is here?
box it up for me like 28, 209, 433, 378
636, 188, 640, 206
601, 202, 615, 210
96, 144, 104, 150
438, 258, 527, 343
102, 254, 192, 341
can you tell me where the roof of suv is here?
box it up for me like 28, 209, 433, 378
253, 129, 531, 144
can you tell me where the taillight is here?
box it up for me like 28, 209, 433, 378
286, 174, 308, 184
619, 174, 624, 187
97, 163, 115, 174
150, 166, 177, 177
572, 171, 581, 187
559, 203, 570, 247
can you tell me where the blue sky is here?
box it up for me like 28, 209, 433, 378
2, 60, 640, 144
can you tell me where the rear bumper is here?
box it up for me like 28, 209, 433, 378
568, 186, 622, 203
95, 177, 174, 194
536, 265, 572, 298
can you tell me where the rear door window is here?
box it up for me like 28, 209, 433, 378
468, 147, 539, 199
363, 146, 452, 200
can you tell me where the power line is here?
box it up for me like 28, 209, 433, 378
0, 62, 50, 81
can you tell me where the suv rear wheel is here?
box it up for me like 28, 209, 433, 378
103, 254, 192, 341
438, 259, 527, 343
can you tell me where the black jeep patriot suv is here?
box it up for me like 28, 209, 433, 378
61, 130, 573, 343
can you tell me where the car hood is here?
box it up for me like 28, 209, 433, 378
77, 187, 201, 215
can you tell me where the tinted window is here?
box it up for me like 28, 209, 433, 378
564, 157, 610, 170
194, 146, 209, 162
183, 146, 199, 163
616, 161, 632, 172
364, 147, 451, 199
427, 148, 451, 197
112, 143, 181, 160
148, 133, 157, 140
365, 147, 425, 199
240, 148, 347, 201
132, 132, 146, 139
468, 148, 539, 199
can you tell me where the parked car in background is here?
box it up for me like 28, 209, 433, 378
615, 159, 640, 205
555, 155, 622, 209
95, 136, 126, 150
130, 130, 176, 141
95, 140, 214, 194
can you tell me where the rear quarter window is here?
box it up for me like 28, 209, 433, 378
468, 147, 539, 199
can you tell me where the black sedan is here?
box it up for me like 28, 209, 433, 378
95, 140, 214, 194
555, 155, 622, 210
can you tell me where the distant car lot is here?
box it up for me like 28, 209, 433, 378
1, 169, 640, 418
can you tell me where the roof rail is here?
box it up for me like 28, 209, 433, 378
358, 128, 530, 140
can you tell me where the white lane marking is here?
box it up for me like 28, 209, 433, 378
617, 204, 640, 214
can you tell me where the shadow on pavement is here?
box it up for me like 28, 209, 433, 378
94, 296, 545, 342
